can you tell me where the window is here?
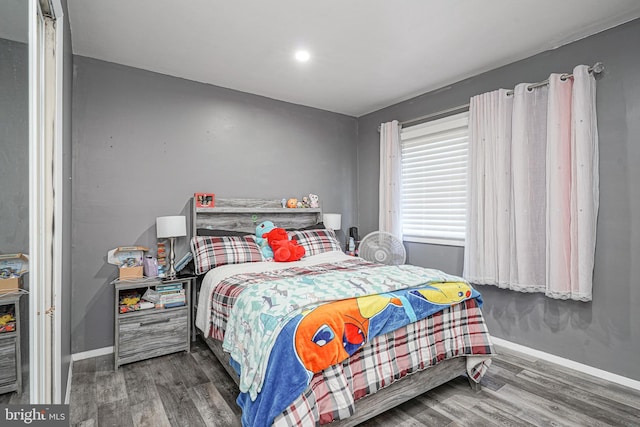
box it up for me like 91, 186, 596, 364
400, 111, 469, 246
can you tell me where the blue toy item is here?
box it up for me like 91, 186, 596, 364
255, 221, 276, 259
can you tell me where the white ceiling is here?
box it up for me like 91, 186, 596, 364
66, 0, 640, 117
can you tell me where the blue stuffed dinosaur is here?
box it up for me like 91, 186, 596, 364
255, 220, 276, 259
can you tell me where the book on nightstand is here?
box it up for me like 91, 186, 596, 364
163, 301, 186, 308
119, 300, 155, 313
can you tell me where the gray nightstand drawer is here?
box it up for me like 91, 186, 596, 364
113, 277, 193, 369
118, 309, 188, 364
0, 335, 17, 386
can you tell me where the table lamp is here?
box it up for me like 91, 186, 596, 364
322, 213, 342, 232
156, 215, 187, 279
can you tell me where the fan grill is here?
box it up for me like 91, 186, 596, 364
358, 231, 406, 265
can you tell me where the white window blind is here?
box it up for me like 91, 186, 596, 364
400, 111, 469, 245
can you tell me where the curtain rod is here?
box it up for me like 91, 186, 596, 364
399, 103, 470, 128
506, 61, 604, 96
380, 61, 605, 132
377, 103, 470, 132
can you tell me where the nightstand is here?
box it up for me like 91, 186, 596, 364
113, 276, 194, 369
0, 293, 23, 395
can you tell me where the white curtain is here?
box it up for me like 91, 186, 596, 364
464, 65, 598, 301
379, 120, 403, 240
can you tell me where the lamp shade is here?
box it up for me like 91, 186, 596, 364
156, 216, 187, 238
322, 213, 342, 231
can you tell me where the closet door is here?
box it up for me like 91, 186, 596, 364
29, 0, 65, 403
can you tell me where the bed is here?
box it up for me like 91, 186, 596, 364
189, 198, 494, 426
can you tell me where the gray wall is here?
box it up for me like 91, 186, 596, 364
71, 57, 358, 353
357, 19, 640, 381
0, 36, 30, 390
0, 38, 29, 255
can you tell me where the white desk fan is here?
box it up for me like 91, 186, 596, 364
358, 231, 406, 265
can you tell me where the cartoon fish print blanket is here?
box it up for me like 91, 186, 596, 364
222, 262, 482, 423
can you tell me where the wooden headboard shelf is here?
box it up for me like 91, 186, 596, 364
191, 198, 322, 237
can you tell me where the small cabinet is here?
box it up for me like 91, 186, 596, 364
113, 276, 193, 369
0, 293, 22, 395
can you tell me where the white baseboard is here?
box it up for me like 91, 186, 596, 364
71, 346, 114, 361
491, 337, 640, 391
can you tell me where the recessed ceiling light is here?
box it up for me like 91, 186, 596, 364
295, 50, 310, 62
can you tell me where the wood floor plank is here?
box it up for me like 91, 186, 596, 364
419, 377, 489, 417
69, 372, 98, 425
357, 407, 425, 427
529, 359, 640, 409
427, 393, 499, 427
130, 397, 171, 427
428, 376, 490, 402
493, 345, 539, 363
97, 398, 135, 427
494, 383, 612, 427
188, 381, 241, 427
515, 369, 640, 425
73, 357, 97, 374
0, 392, 11, 404
473, 400, 536, 427
479, 387, 583, 427
94, 354, 115, 372
392, 394, 454, 427
8, 390, 29, 404
155, 383, 208, 427
95, 369, 128, 405
491, 357, 529, 376
494, 343, 640, 409
169, 351, 210, 389
147, 356, 208, 427
472, 370, 505, 391
191, 347, 242, 416
121, 361, 161, 406
68, 338, 640, 427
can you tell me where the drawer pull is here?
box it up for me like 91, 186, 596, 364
139, 318, 171, 327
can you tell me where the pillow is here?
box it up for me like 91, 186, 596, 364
190, 235, 262, 275
197, 228, 251, 237
288, 229, 342, 257
286, 222, 326, 232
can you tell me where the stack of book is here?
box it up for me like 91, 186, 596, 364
156, 283, 185, 308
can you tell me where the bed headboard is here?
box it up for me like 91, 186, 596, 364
191, 198, 323, 238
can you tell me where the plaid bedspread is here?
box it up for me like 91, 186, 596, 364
208, 258, 380, 340
205, 260, 494, 426
273, 297, 493, 426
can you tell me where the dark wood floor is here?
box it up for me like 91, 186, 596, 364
67, 339, 640, 427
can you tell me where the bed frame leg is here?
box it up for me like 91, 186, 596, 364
467, 376, 482, 392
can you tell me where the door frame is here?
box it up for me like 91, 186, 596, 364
28, 0, 64, 404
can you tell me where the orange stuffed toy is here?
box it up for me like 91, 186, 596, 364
263, 227, 305, 262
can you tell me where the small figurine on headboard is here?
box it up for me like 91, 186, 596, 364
281, 198, 287, 208
301, 196, 310, 208
309, 193, 319, 208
